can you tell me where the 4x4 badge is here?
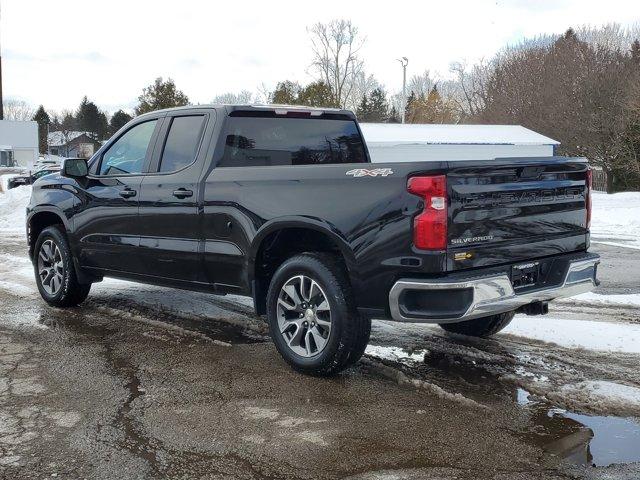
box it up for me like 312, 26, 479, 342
346, 168, 394, 177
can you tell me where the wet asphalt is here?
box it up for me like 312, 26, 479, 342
0, 236, 639, 479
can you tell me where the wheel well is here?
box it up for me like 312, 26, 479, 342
28, 211, 65, 259
253, 227, 349, 315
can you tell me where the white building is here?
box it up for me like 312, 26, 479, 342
0, 120, 39, 167
360, 124, 559, 163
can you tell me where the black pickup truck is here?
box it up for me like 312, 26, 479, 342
26, 105, 599, 375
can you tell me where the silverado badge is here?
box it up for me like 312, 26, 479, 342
346, 168, 394, 177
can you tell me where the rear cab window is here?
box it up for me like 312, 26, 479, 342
158, 115, 207, 173
218, 114, 367, 167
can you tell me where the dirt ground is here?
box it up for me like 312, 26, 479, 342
0, 232, 639, 479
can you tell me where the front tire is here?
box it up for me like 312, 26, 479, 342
266, 253, 370, 376
34, 225, 91, 307
438, 311, 515, 337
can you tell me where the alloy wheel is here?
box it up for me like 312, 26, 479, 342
38, 239, 64, 295
276, 275, 332, 357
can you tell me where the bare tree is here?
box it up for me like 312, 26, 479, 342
449, 60, 491, 118
346, 71, 380, 110
212, 90, 254, 104
4, 98, 35, 121
308, 19, 365, 109
576, 23, 640, 52
406, 70, 436, 98
255, 82, 273, 104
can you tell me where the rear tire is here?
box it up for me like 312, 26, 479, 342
266, 252, 370, 376
438, 311, 515, 337
34, 225, 91, 307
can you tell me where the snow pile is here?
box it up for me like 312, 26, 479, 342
365, 345, 428, 363
591, 191, 640, 250
557, 380, 640, 416
0, 174, 20, 193
569, 292, 640, 308
0, 185, 31, 234
503, 315, 640, 354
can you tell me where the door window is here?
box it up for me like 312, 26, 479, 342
158, 115, 206, 173
99, 120, 157, 175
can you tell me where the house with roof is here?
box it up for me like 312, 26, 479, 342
48, 131, 102, 159
360, 124, 559, 162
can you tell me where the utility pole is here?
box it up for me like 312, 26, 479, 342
397, 57, 408, 123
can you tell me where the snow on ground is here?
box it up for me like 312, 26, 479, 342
0, 174, 20, 193
559, 381, 640, 411
503, 315, 640, 354
0, 185, 30, 234
566, 291, 640, 308
590, 191, 640, 250
365, 345, 428, 363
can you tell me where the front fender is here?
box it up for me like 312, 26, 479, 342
27, 181, 80, 256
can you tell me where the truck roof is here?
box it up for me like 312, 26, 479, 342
139, 104, 356, 119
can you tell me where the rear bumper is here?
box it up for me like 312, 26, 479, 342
388, 253, 599, 323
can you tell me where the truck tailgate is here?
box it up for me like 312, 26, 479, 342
446, 157, 589, 271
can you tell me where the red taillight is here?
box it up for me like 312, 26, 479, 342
407, 175, 447, 250
586, 168, 592, 229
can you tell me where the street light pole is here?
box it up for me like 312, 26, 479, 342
397, 57, 408, 123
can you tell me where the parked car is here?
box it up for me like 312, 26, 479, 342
25, 105, 599, 375
8, 167, 60, 189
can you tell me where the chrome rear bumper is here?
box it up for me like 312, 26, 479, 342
388, 254, 599, 323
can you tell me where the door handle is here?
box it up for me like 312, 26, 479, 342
173, 188, 193, 199
119, 188, 136, 198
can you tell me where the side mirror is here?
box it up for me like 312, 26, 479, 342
62, 158, 88, 178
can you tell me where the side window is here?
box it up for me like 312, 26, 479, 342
99, 120, 157, 175
158, 115, 206, 172
218, 116, 367, 167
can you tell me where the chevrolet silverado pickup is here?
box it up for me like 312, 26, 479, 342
26, 105, 600, 375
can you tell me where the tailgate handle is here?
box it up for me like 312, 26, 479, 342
519, 166, 544, 179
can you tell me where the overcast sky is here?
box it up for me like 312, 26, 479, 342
3, 0, 639, 114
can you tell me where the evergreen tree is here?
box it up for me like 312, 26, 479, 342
76, 96, 108, 139
298, 81, 336, 107
405, 91, 417, 123
97, 111, 109, 140
109, 110, 133, 135
61, 112, 76, 133
387, 105, 400, 123
32, 106, 50, 154
367, 88, 389, 122
356, 94, 371, 121
271, 80, 302, 105
135, 77, 189, 115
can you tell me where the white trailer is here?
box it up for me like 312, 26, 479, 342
0, 120, 39, 168
360, 123, 559, 163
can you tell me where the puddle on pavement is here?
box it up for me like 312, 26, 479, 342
517, 388, 640, 467
368, 342, 640, 468
422, 347, 640, 467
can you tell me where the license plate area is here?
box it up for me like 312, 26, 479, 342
511, 261, 540, 290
